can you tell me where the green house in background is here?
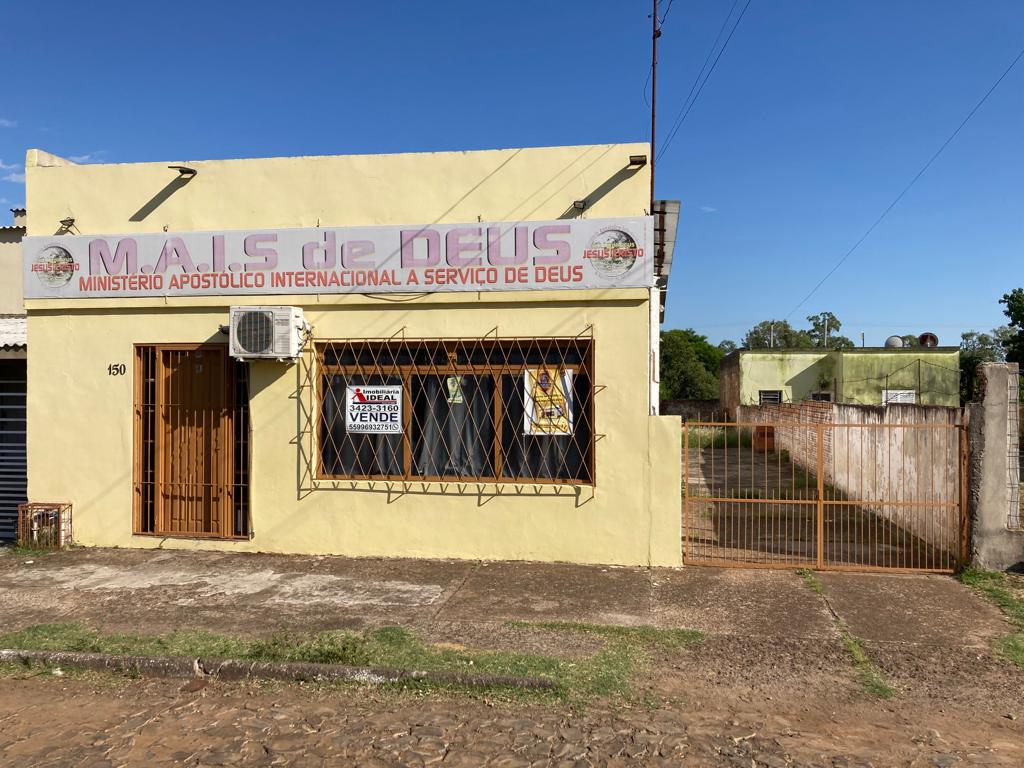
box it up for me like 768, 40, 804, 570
719, 346, 960, 417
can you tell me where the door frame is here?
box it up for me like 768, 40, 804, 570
133, 343, 248, 539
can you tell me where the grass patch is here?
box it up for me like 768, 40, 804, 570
4, 544, 55, 558
684, 426, 752, 450
837, 623, 896, 699
959, 568, 1024, 630
959, 567, 1024, 669
794, 568, 825, 595
792, 571, 894, 696
993, 634, 1024, 668
506, 621, 703, 703
507, 621, 703, 651
0, 621, 702, 704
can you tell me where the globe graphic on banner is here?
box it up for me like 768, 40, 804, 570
33, 245, 76, 287
587, 229, 638, 278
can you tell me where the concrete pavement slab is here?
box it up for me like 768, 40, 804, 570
435, 561, 653, 625
651, 566, 836, 638
818, 572, 1010, 647
0, 548, 473, 636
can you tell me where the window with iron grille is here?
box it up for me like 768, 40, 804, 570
808, 391, 833, 402
317, 338, 595, 484
882, 389, 916, 405
758, 390, 783, 405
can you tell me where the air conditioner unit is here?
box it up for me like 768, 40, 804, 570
229, 306, 307, 361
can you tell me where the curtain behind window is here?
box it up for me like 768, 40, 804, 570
412, 375, 494, 477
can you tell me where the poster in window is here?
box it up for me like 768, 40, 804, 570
345, 384, 403, 434
445, 376, 465, 404
523, 367, 574, 436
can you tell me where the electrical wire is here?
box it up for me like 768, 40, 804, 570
658, 0, 752, 162
785, 42, 1024, 320
659, 0, 677, 25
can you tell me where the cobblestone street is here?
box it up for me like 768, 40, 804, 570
1, 671, 1022, 768
0, 549, 1021, 766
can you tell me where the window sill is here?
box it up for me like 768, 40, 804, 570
132, 532, 251, 541
309, 477, 595, 494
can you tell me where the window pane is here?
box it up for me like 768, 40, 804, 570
411, 375, 494, 478
500, 369, 592, 482
320, 373, 404, 477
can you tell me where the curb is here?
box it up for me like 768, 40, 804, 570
0, 649, 557, 691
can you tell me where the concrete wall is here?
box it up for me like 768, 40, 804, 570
719, 352, 740, 419
968, 363, 1024, 571
737, 351, 832, 406
660, 398, 722, 422
838, 349, 960, 407
0, 228, 25, 314
24, 143, 684, 566
720, 349, 961, 413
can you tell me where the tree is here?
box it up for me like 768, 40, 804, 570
717, 339, 737, 355
659, 329, 722, 401
960, 328, 1009, 402
742, 320, 811, 349
741, 312, 853, 349
806, 312, 855, 350
1000, 288, 1024, 364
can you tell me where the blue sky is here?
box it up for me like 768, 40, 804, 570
1, 1, 1021, 346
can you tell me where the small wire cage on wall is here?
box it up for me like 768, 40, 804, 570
17, 503, 73, 550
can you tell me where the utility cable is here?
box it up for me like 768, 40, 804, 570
785, 42, 1024, 320
658, 0, 752, 161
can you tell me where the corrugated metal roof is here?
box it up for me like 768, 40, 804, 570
0, 225, 25, 232
0, 315, 26, 350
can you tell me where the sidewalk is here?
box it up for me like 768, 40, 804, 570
0, 546, 1008, 648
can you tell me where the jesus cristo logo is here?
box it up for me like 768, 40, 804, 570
32, 245, 79, 287
583, 227, 644, 279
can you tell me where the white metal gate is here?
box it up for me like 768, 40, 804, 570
0, 360, 27, 540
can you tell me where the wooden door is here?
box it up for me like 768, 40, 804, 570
157, 347, 232, 537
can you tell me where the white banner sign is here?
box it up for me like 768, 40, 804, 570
24, 217, 654, 299
345, 385, 403, 434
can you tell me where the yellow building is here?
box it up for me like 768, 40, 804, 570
23, 144, 681, 566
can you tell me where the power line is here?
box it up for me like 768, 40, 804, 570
658, 0, 752, 162
659, 0, 677, 25
784, 42, 1024, 320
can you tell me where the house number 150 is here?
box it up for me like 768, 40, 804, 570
107, 363, 126, 376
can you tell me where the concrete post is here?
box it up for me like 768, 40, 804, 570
967, 362, 1024, 571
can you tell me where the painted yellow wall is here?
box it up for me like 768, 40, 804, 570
24, 144, 682, 566
25, 144, 649, 234
0, 230, 24, 314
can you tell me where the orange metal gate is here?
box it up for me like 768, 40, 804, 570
682, 422, 967, 573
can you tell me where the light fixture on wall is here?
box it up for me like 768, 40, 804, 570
628, 154, 648, 167
168, 165, 197, 178
59, 217, 75, 229
572, 200, 587, 211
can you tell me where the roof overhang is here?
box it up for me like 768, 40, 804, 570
0, 315, 26, 352
653, 200, 679, 323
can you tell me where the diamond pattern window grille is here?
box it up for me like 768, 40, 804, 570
313, 335, 596, 484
